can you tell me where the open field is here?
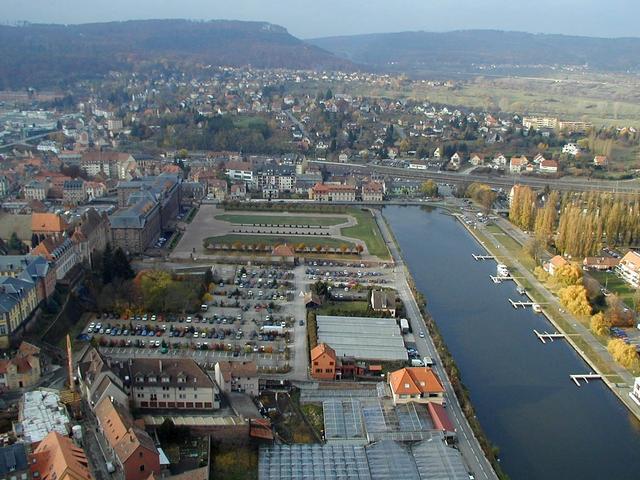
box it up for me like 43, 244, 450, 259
588, 271, 637, 307
204, 234, 355, 250
215, 214, 346, 226
342, 208, 390, 259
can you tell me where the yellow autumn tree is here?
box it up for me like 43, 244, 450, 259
558, 284, 592, 316
589, 312, 611, 337
553, 263, 583, 288
608, 339, 640, 370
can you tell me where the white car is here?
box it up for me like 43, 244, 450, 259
419, 331, 425, 338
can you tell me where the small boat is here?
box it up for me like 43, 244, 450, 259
496, 264, 509, 278
532, 304, 542, 313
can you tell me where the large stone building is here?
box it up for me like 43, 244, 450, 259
0, 276, 38, 348
110, 174, 181, 254
128, 358, 220, 410
309, 183, 357, 202
80, 151, 138, 180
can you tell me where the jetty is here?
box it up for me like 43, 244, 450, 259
472, 254, 495, 260
570, 374, 603, 387
509, 299, 545, 309
534, 329, 567, 344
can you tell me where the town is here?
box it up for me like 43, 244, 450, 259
1, 14, 640, 480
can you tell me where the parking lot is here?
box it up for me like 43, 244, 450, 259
82, 265, 301, 370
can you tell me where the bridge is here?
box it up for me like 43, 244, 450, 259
311, 160, 640, 194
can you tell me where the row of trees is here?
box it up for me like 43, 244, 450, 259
510, 186, 640, 257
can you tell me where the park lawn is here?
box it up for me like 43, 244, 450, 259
215, 214, 347, 226
588, 271, 636, 307
485, 223, 536, 271
204, 234, 354, 250
342, 208, 390, 259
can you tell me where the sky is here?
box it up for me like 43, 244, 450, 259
1, 0, 638, 39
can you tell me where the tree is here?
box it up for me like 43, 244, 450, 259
112, 247, 135, 280
420, 180, 439, 198
101, 243, 114, 284
523, 238, 545, 263
325, 88, 333, 101
558, 285, 592, 316
607, 338, 640, 370
590, 312, 612, 336
553, 264, 583, 288
605, 294, 635, 327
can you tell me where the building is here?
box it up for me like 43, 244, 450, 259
31, 213, 68, 237
316, 315, 407, 361
107, 119, 123, 132
70, 208, 111, 267
94, 397, 160, 480
582, 256, 619, 271
81, 151, 137, 180
545, 255, 569, 276
0, 443, 29, 480
128, 358, 220, 410
309, 183, 357, 202
469, 153, 485, 166
593, 155, 609, 168
617, 250, 640, 288
30, 432, 92, 480
214, 361, 259, 396
0, 276, 39, 348
310, 343, 337, 381
0, 342, 41, 390
562, 143, 581, 156
24, 181, 49, 201
0, 175, 10, 198
509, 156, 528, 174
62, 179, 87, 206
206, 179, 228, 201
539, 159, 559, 174
32, 236, 79, 281
523, 116, 558, 130
16, 389, 70, 444
388, 367, 445, 405
0, 255, 56, 303
76, 346, 129, 409
630, 378, 640, 407
361, 182, 383, 202
370, 290, 396, 317
109, 191, 161, 254
408, 160, 427, 170
225, 161, 254, 185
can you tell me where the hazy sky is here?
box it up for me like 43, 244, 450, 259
2, 0, 638, 39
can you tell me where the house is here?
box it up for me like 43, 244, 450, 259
582, 257, 620, 271
509, 156, 528, 174
562, 143, 581, 156
0, 341, 41, 390
310, 343, 336, 381
206, 179, 228, 201
492, 153, 507, 169
24, 180, 49, 201
545, 255, 569, 276
533, 153, 546, 164
76, 346, 129, 408
0, 443, 29, 480
229, 183, 248, 200
593, 155, 609, 168
388, 367, 445, 405
539, 159, 559, 174
225, 161, 254, 185
31, 213, 68, 237
32, 236, 79, 281
30, 432, 92, 480
271, 244, 296, 262
214, 361, 259, 396
94, 397, 160, 480
449, 152, 463, 169
309, 183, 357, 202
361, 182, 384, 202
62, 179, 87, 206
128, 358, 220, 410
370, 290, 396, 317
433, 147, 441, 158
303, 292, 323, 309
617, 250, 640, 288
469, 153, 484, 166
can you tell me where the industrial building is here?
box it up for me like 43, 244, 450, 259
316, 316, 407, 361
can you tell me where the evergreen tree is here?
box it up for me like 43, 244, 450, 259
112, 247, 135, 280
102, 243, 114, 284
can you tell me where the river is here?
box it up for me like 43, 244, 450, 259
383, 205, 640, 480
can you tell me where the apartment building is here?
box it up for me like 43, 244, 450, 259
617, 250, 640, 288
309, 183, 357, 202
214, 361, 259, 396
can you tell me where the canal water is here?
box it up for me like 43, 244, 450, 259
383, 205, 640, 480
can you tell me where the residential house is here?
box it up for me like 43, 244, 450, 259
509, 156, 528, 174
388, 367, 445, 405
582, 257, 620, 271
310, 343, 336, 381
309, 183, 356, 202
229, 183, 248, 200
76, 346, 129, 408
545, 255, 569, 276
214, 361, 259, 396
562, 143, 581, 156
94, 397, 160, 480
128, 358, 220, 410
539, 159, 559, 174
469, 153, 485, 166
370, 290, 396, 317
206, 179, 228, 201
533, 153, 546, 164
617, 250, 640, 288
593, 155, 609, 168
361, 182, 384, 202
449, 152, 463, 170
30, 432, 92, 480
492, 153, 507, 169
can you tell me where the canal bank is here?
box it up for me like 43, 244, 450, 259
383, 205, 640, 480
454, 212, 640, 423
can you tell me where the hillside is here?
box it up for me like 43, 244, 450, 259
0, 19, 354, 89
309, 30, 640, 74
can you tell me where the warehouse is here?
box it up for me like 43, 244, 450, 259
316, 315, 408, 361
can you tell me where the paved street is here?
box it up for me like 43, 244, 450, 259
374, 209, 498, 480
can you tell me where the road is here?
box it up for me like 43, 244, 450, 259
312, 159, 640, 194
285, 110, 309, 138
373, 209, 498, 480
290, 264, 309, 380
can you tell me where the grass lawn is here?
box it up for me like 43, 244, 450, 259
485, 223, 536, 271
215, 214, 346, 226
342, 208, 390, 259
211, 444, 258, 480
204, 234, 355, 250
588, 271, 637, 307
317, 300, 373, 317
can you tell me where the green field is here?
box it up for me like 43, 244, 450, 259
341, 208, 390, 259
215, 214, 346, 226
204, 234, 355, 250
588, 271, 636, 307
